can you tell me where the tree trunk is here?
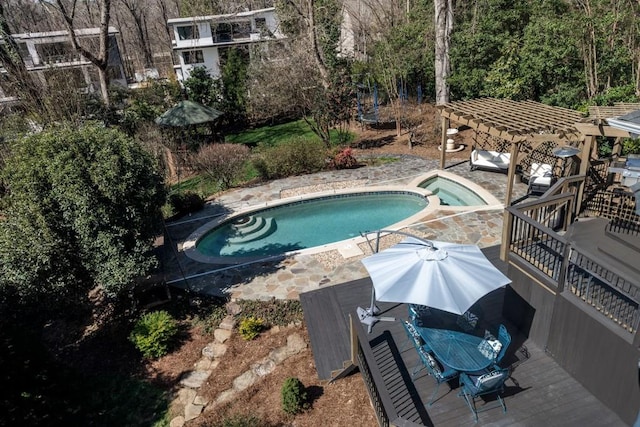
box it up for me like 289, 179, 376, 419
434, 0, 453, 105
55, 0, 112, 106
120, 0, 153, 68
307, 0, 330, 89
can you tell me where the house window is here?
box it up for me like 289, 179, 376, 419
183, 50, 204, 64
232, 21, 251, 39
213, 22, 232, 42
177, 25, 199, 40
255, 18, 267, 33
36, 41, 73, 64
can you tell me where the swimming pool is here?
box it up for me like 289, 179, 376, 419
419, 176, 486, 206
409, 170, 502, 209
184, 188, 434, 263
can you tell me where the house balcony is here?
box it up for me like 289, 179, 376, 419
27, 54, 91, 69
172, 31, 273, 49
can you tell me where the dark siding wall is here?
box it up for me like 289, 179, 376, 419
547, 295, 640, 425
506, 261, 556, 345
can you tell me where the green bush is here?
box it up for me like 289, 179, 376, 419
129, 310, 179, 359
237, 299, 303, 327
168, 191, 205, 217
280, 377, 308, 415
252, 137, 327, 179
238, 316, 264, 341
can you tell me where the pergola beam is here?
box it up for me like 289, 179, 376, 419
437, 98, 586, 207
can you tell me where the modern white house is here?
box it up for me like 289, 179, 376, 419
167, 7, 285, 82
0, 27, 128, 103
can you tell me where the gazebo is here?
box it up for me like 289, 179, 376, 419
437, 98, 640, 206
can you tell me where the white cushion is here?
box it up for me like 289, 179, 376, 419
477, 339, 496, 359
471, 150, 510, 169
475, 370, 506, 389
425, 352, 443, 379
488, 339, 503, 354
531, 175, 552, 186
404, 321, 421, 340
531, 162, 553, 177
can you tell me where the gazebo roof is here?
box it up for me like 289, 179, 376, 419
438, 98, 586, 143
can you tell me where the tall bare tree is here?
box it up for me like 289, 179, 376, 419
0, 3, 44, 113
118, 0, 153, 68
434, 0, 453, 105
53, 0, 113, 106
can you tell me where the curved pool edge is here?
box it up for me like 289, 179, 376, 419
182, 185, 441, 265
408, 170, 504, 211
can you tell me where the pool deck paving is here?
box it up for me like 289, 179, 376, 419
162, 155, 528, 301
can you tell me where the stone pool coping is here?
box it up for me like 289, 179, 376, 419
182, 185, 440, 264
407, 169, 503, 211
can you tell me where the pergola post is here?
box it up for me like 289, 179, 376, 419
575, 135, 595, 214
440, 116, 449, 169
504, 141, 521, 207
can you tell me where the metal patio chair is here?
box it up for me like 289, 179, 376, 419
458, 365, 509, 422
399, 319, 425, 352
413, 345, 459, 405
496, 324, 511, 364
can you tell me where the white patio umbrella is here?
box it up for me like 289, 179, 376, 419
359, 236, 511, 330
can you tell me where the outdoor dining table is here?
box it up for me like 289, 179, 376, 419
415, 325, 494, 372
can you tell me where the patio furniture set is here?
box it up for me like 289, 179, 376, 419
402, 304, 512, 422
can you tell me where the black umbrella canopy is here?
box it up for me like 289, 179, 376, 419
155, 100, 223, 127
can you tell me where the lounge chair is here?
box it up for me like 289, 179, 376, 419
470, 149, 511, 172
528, 162, 554, 195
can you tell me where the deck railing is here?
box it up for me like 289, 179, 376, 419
566, 248, 640, 334
352, 314, 423, 427
505, 179, 640, 338
506, 193, 573, 282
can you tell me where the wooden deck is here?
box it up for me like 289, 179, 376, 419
300, 246, 628, 426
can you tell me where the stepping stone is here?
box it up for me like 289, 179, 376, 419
286, 333, 307, 354
193, 395, 209, 406
169, 415, 185, 427
179, 370, 212, 389
219, 315, 236, 330
253, 359, 276, 377
175, 387, 197, 405
184, 402, 204, 421
233, 370, 257, 391
194, 358, 219, 371
202, 342, 227, 360
214, 328, 232, 343
269, 346, 290, 364
215, 389, 236, 405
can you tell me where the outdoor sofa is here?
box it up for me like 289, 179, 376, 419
470, 149, 511, 172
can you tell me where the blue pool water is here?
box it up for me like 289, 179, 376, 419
196, 192, 428, 258
419, 176, 486, 206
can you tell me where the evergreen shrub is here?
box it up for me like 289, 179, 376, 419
252, 138, 327, 179
280, 377, 308, 415
168, 191, 205, 217
238, 316, 264, 341
129, 310, 179, 359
